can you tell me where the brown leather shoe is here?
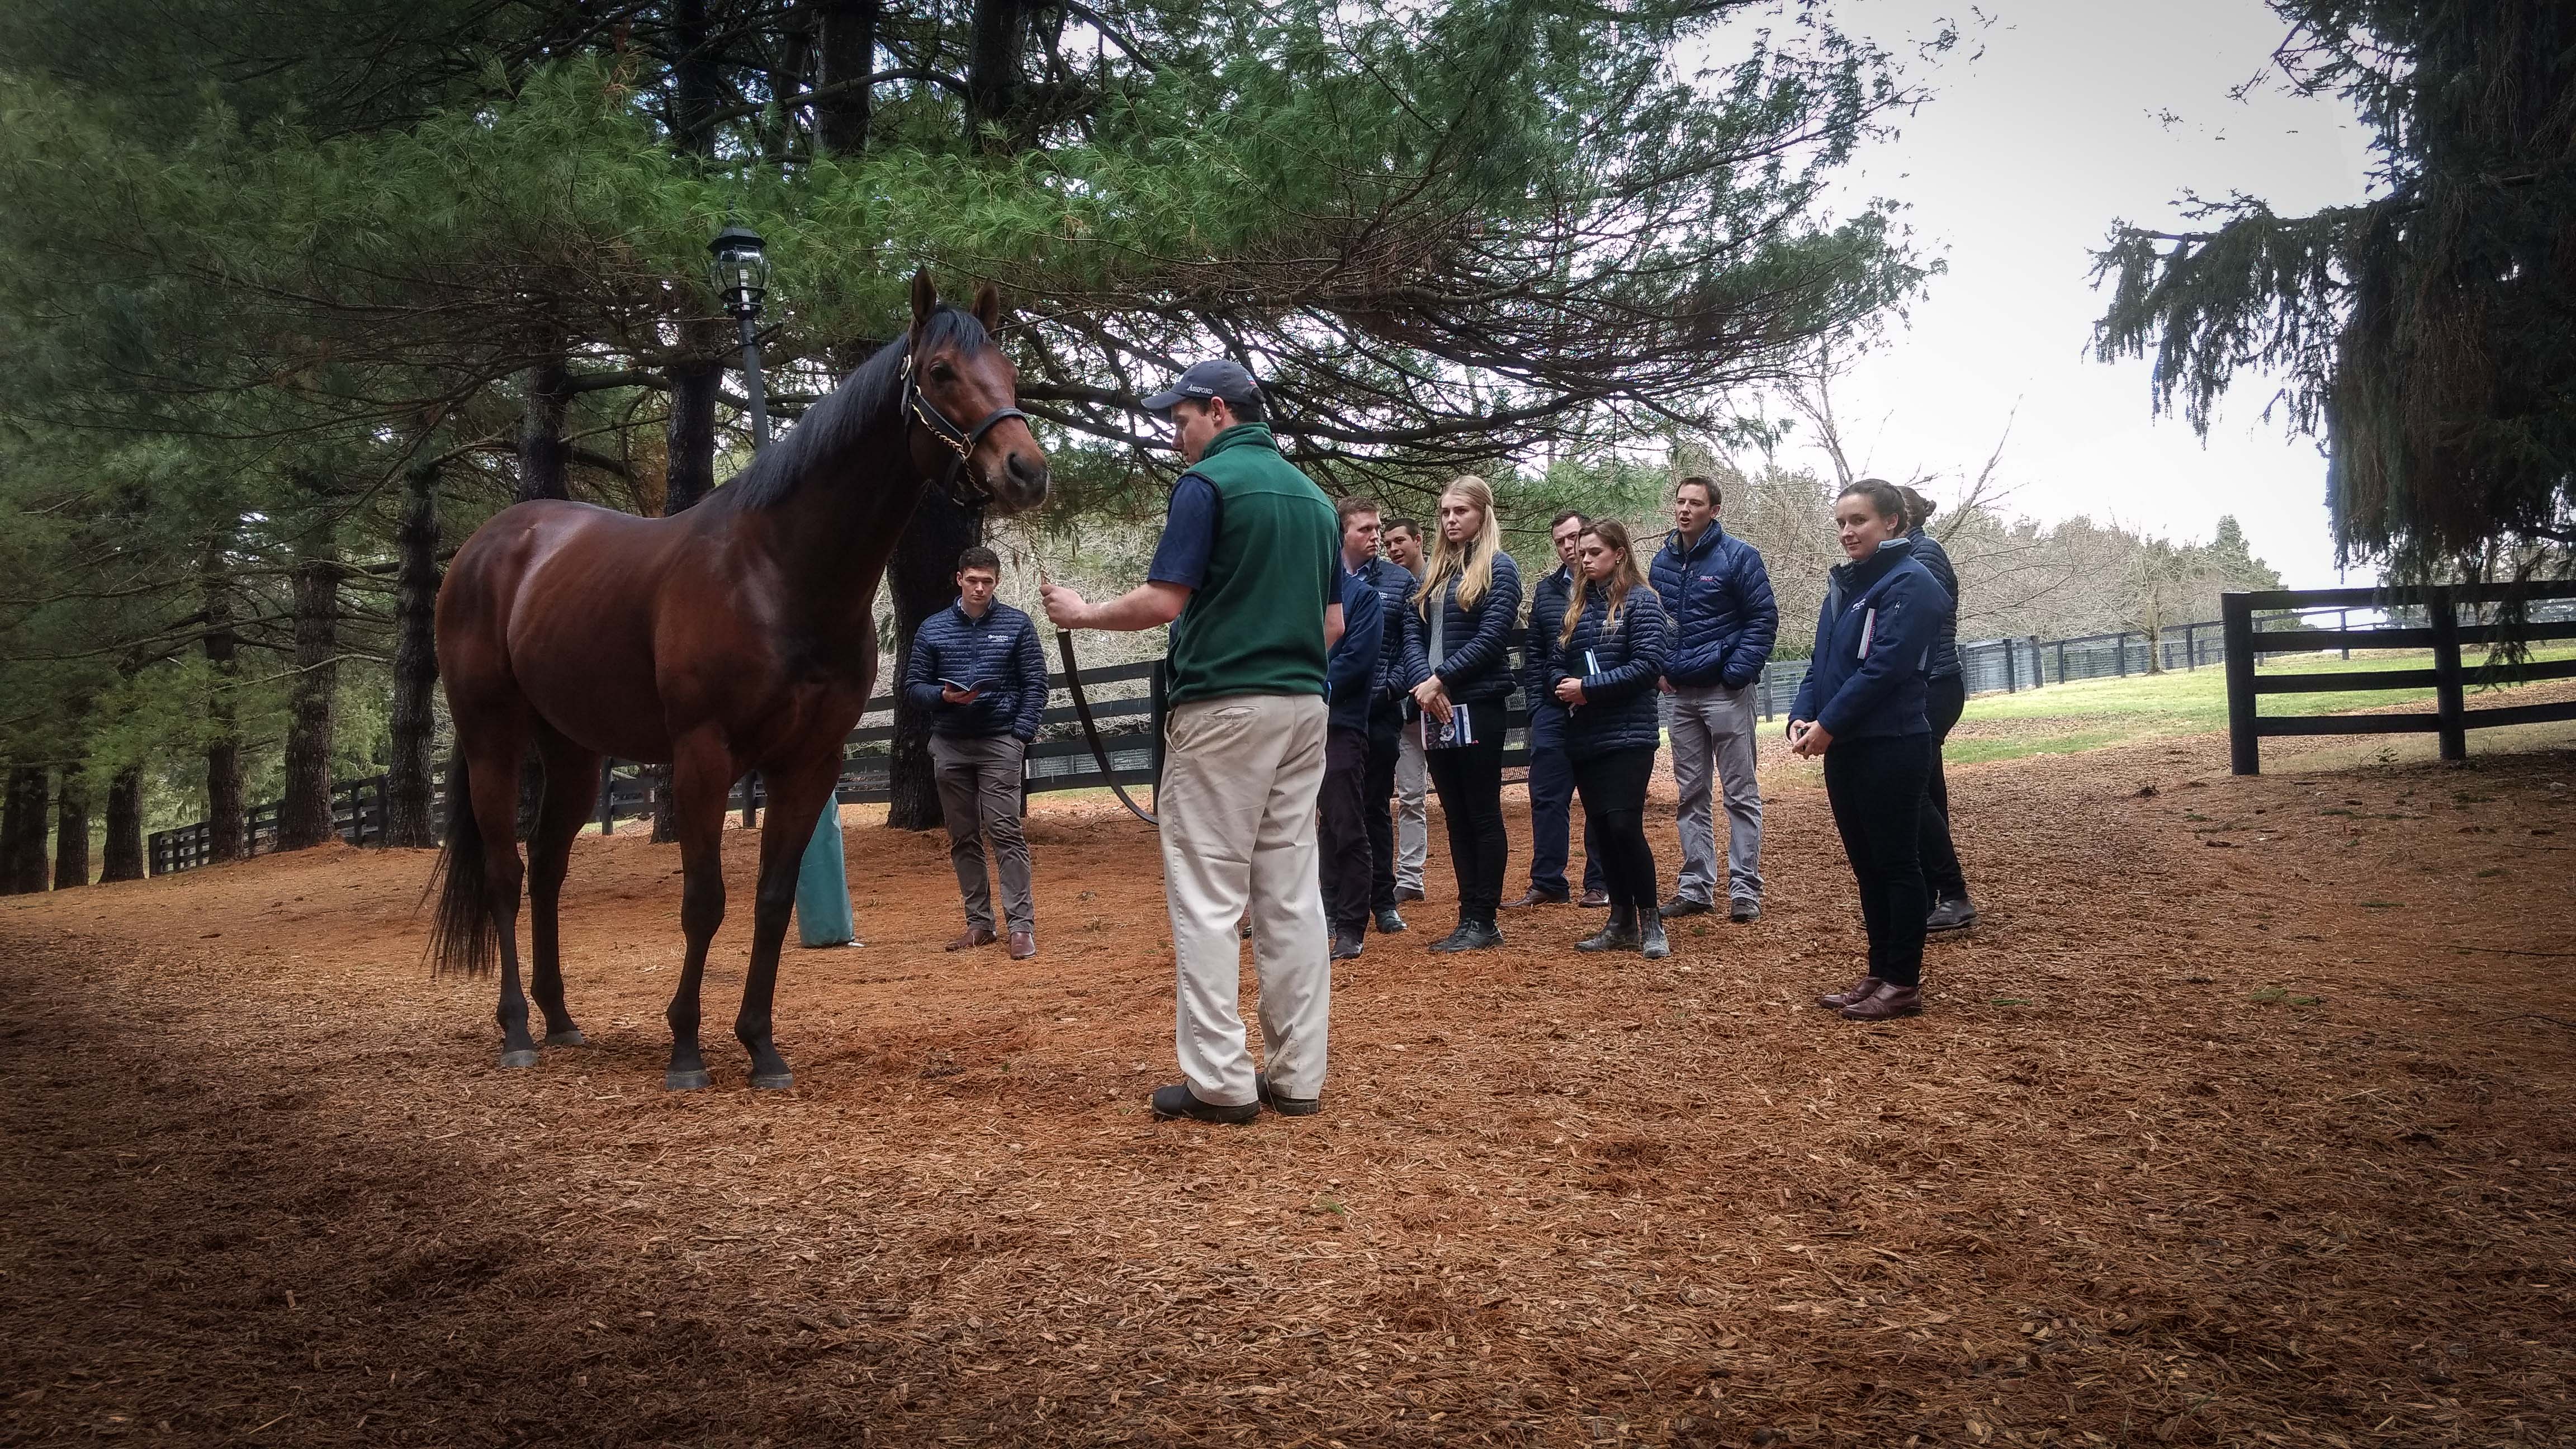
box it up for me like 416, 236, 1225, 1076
1505, 887, 1569, 908
1818, 974, 1879, 1010
1576, 888, 1610, 908
1009, 930, 1036, 960
945, 927, 997, 952
1840, 982, 1923, 1021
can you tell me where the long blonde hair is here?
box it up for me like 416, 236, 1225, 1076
1561, 520, 1649, 649
1416, 476, 1502, 621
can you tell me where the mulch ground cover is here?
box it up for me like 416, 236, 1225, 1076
3, 719, 2571, 1447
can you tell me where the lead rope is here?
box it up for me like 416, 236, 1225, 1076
999, 528, 1158, 828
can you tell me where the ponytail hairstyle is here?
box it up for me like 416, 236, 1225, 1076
1417, 475, 1502, 621
1561, 521, 1649, 650
1840, 477, 1910, 526
1896, 485, 1939, 532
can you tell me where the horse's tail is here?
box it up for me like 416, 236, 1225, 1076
424, 748, 498, 978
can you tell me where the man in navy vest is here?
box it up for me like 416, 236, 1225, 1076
906, 546, 1051, 959
1650, 475, 1778, 922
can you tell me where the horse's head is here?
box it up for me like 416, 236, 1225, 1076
904, 270, 1050, 514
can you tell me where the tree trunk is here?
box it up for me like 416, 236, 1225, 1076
652, 353, 724, 842
518, 357, 574, 502
386, 458, 443, 847
886, 489, 981, 830
964, 0, 1041, 151
203, 533, 246, 862
53, 771, 89, 889
100, 768, 144, 882
278, 526, 344, 851
3, 768, 51, 894
816, 0, 880, 153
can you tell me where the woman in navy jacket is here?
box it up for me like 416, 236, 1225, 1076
1546, 522, 1672, 958
1788, 480, 1953, 1021
1401, 476, 1522, 951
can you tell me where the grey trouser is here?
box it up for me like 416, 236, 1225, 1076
1161, 693, 1330, 1107
930, 733, 1033, 933
1394, 713, 1428, 891
1669, 682, 1764, 905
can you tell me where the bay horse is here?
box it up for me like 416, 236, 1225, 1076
428, 271, 1048, 1090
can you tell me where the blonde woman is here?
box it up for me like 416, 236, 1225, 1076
1399, 477, 1523, 951
1546, 522, 1671, 957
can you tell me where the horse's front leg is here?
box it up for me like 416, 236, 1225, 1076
662, 729, 736, 1091
736, 755, 841, 1090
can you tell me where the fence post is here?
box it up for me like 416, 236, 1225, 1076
2115, 633, 2129, 678
2183, 623, 2196, 670
2223, 593, 2259, 775
1758, 664, 1773, 721
2340, 607, 2351, 661
2428, 586, 2467, 763
2027, 635, 2043, 689
598, 760, 616, 835
2002, 638, 2018, 693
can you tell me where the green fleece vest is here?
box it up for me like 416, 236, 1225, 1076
1165, 424, 1339, 706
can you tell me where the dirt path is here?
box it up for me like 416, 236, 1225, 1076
3, 731, 2571, 1446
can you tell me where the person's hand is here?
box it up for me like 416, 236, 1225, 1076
1554, 678, 1585, 707
1789, 719, 1833, 757
1410, 676, 1448, 715
1039, 583, 1087, 629
940, 685, 981, 705
1657, 675, 1674, 694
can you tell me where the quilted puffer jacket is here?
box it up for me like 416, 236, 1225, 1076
1400, 550, 1523, 708
1546, 583, 1669, 759
1649, 524, 1778, 689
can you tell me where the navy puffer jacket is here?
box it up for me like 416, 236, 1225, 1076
1356, 555, 1415, 700
1401, 550, 1523, 708
1649, 525, 1778, 689
1788, 537, 1951, 742
1523, 564, 1579, 736
904, 600, 1050, 741
1906, 527, 1962, 679
1547, 583, 1669, 759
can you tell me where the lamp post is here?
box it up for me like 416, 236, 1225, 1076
709, 225, 773, 448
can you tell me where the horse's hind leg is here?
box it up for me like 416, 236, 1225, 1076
458, 717, 539, 1068
662, 727, 736, 1091
527, 726, 602, 1047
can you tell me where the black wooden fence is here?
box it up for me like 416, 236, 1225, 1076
2223, 581, 2576, 774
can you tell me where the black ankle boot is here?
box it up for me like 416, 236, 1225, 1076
1577, 907, 1639, 953
1638, 908, 1669, 959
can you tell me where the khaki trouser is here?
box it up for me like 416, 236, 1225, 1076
930, 733, 1034, 934
1394, 715, 1428, 890
1159, 693, 1330, 1106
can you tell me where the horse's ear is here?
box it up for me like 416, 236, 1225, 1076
909, 268, 936, 331
971, 282, 1003, 335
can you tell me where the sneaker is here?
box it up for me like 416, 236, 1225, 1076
1576, 888, 1610, 908
1330, 931, 1364, 961
1839, 982, 1924, 1021
1148, 1082, 1258, 1124
1428, 920, 1504, 953
1661, 895, 1715, 918
1639, 909, 1669, 960
1925, 896, 1978, 934
1818, 974, 1879, 1010
1255, 1071, 1321, 1117
1729, 897, 1761, 924
1373, 907, 1407, 935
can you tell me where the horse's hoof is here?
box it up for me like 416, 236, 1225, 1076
544, 1029, 588, 1048
750, 1071, 795, 1091
499, 1049, 541, 1070
665, 1068, 712, 1092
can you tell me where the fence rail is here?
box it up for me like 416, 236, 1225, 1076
2223, 581, 2576, 774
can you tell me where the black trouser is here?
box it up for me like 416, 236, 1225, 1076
1824, 735, 1933, 988
1364, 697, 1402, 910
1424, 728, 1507, 926
1570, 745, 1659, 919
1318, 723, 1372, 936
1917, 673, 1969, 902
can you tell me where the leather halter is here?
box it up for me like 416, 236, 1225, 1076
901, 349, 1028, 509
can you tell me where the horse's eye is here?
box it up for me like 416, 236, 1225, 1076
930, 362, 956, 382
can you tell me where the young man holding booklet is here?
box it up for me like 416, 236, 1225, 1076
906, 546, 1050, 960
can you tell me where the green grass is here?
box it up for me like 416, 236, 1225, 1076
1943, 643, 2576, 765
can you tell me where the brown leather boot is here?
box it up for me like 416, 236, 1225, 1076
1818, 974, 1879, 1010
945, 927, 997, 952
1840, 982, 1923, 1021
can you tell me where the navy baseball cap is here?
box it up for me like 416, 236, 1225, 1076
1142, 359, 1263, 418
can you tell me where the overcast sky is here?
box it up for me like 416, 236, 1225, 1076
1772, 1, 2374, 586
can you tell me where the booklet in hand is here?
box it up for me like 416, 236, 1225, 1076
939, 678, 997, 694
1426, 703, 1478, 749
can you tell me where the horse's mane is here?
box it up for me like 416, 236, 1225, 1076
725, 305, 991, 512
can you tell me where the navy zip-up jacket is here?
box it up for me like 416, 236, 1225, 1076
1355, 555, 1415, 702
903, 599, 1050, 741
1788, 537, 1951, 743
1906, 526, 1962, 680
1524, 563, 1579, 741
1649, 524, 1778, 689
1546, 583, 1669, 759
1326, 563, 1385, 734
1401, 550, 1523, 708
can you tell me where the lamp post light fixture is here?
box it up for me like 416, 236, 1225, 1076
709, 225, 773, 448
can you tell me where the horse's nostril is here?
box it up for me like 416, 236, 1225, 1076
1008, 452, 1046, 487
